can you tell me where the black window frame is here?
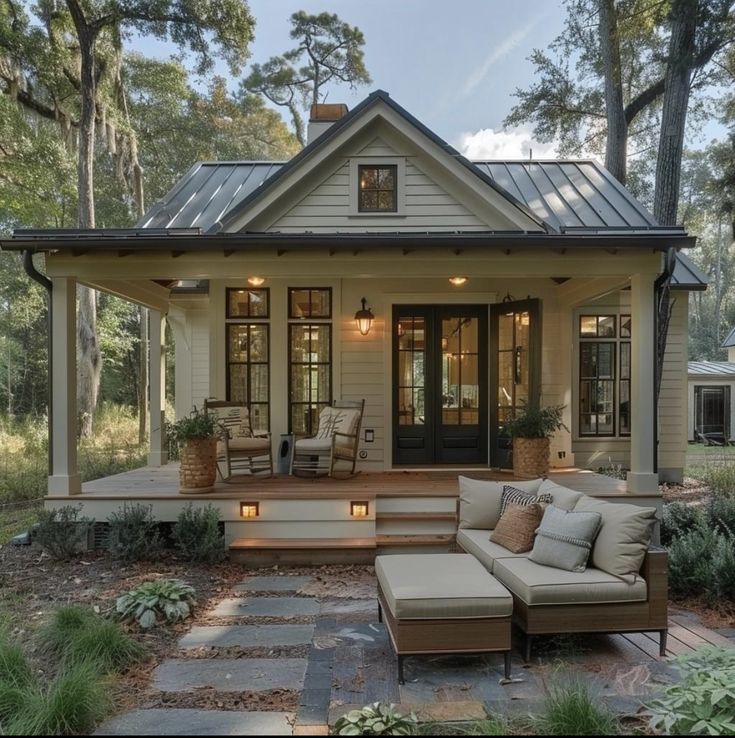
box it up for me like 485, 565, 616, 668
579, 341, 617, 437
358, 164, 398, 213
225, 322, 271, 431
226, 287, 270, 319
288, 287, 332, 319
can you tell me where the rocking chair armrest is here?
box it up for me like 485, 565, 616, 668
253, 430, 270, 439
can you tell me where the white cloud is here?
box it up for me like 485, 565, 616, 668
455, 126, 560, 160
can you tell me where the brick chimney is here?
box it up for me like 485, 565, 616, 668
307, 103, 349, 144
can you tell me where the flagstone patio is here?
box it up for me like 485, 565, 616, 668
95, 568, 735, 736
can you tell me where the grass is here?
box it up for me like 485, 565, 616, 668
419, 716, 513, 735
38, 606, 146, 673
534, 678, 621, 736
0, 403, 148, 543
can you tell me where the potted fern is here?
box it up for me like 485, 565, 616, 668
504, 403, 567, 479
170, 407, 220, 494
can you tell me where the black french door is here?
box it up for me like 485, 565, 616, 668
393, 305, 488, 465
489, 298, 541, 468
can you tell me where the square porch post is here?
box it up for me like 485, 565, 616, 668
627, 273, 659, 493
48, 277, 81, 495
148, 310, 168, 466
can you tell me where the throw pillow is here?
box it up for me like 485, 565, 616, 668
458, 477, 543, 530
490, 502, 544, 553
529, 504, 602, 572
500, 485, 553, 517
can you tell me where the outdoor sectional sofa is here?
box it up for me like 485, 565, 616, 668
456, 476, 668, 660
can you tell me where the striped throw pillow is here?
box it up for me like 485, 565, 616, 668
500, 485, 553, 517
529, 504, 602, 572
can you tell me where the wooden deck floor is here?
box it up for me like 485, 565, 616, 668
60, 465, 632, 501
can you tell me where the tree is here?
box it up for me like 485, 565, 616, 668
244, 11, 371, 146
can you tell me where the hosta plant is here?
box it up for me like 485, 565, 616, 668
334, 702, 418, 736
646, 646, 735, 736
116, 579, 195, 629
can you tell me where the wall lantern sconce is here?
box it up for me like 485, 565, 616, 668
350, 501, 369, 518
354, 297, 375, 336
449, 276, 468, 286
240, 501, 260, 518
248, 276, 265, 287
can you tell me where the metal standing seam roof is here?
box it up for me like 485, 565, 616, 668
689, 361, 735, 377
670, 251, 709, 291
722, 327, 735, 347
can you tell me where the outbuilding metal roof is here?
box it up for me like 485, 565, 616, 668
688, 361, 735, 376
722, 327, 735, 347
671, 252, 708, 291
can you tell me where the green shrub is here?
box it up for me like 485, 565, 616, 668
116, 579, 195, 629
107, 503, 163, 562
504, 402, 568, 439
668, 527, 719, 601
172, 504, 226, 563
5, 662, 112, 736
711, 535, 735, 601
647, 646, 735, 735
334, 703, 418, 735
38, 606, 146, 673
661, 502, 703, 546
535, 679, 620, 736
706, 496, 735, 536
597, 458, 627, 480
700, 464, 735, 496
34, 505, 94, 560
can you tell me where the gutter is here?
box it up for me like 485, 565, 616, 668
652, 248, 678, 476
22, 250, 53, 476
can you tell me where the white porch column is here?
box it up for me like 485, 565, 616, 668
148, 310, 168, 466
627, 273, 658, 493
49, 277, 81, 495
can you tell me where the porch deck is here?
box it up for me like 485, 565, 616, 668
66, 465, 630, 501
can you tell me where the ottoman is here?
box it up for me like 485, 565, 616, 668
375, 553, 513, 684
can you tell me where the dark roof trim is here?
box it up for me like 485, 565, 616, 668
3, 231, 696, 253
216, 90, 553, 234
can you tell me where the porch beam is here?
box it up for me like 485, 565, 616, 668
148, 310, 168, 466
555, 276, 631, 307
83, 279, 171, 312
627, 272, 659, 493
48, 277, 81, 495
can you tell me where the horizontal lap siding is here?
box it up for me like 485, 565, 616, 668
190, 313, 211, 410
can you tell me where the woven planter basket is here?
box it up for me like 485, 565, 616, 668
512, 437, 550, 479
179, 438, 217, 494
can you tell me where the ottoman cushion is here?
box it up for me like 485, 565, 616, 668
376, 554, 512, 620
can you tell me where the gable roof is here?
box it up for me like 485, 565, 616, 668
722, 327, 735, 348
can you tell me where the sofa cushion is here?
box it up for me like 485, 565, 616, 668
529, 505, 602, 572
493, 558, 647, 606
456, 529, 530, 573
499, 485, 553, 516
458, 477, 543, 530
573, 496, 657, 583
537, 479, 584, 510
375, 554, 512, 620
491, 502, 544, 553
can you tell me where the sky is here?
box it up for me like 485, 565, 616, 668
129, 0, 726, 160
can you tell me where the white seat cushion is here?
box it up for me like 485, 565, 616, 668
294, 438, 332, 453
456, 529, 530, 574
217, 437, 270, 454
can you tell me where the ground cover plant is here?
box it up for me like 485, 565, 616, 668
334, 702, 418, 735
116, 578, 196, 629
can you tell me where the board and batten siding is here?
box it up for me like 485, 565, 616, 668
171, 305, 210, 420
268, 136, 491, 233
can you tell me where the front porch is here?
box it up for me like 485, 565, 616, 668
45, 466, 660, 562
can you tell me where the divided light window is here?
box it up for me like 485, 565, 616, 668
358, 165, 397, 212
225, 287, 270, 432
578, 314, 631, 437
289, 288, 331, 319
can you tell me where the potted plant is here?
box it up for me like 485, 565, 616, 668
504, 403, 568, 479
170, 407, 220, 494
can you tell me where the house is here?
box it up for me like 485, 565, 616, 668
688, 327, 735, 444
3, 90, 703, 555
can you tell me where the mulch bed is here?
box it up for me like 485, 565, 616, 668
660, 477, 712, 504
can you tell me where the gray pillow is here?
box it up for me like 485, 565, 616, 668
537, 479, 584, 511
529, 504, 602, 573
500, 485, 553, 516
458, 476, 543, 530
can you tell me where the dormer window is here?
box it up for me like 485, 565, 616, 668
358, 165, 397, 212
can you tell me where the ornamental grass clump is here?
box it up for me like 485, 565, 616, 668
38, 606, 146, 673
116, 579, 196, 629
646, 646, 735, 735
172, 503, 226, 563
334, 702, 418, 735
535, 678, 620, 736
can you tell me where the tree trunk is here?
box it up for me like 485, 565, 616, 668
289, 103, 306, 147
599, 0, 628, 185
653, 0, 698, 226
67, 0, 102, 437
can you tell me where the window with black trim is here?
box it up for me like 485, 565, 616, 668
358, 165, 397, 212
289, 322, 332, 436
226, 288, 269, 318
578, 314, 631, 437
289, 288, 331, 319
226, 324, 269, 432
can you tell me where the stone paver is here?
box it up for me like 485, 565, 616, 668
153, 658, 307, 692
95, 709, 292, 736
212, 597, 320, 618
180, 624, 314, 649
318, 598, 377, 617
235, 576, 314, 593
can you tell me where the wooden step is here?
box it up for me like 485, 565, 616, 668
376, 534, 456, 547
229, 537, 376, 566
376, 512, 457, 522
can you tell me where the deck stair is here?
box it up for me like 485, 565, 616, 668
229, 537, 377, 566
375, 506, 457, 554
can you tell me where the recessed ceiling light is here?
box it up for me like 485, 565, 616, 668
248, 276, 265, 287
449, 276, 468, 286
